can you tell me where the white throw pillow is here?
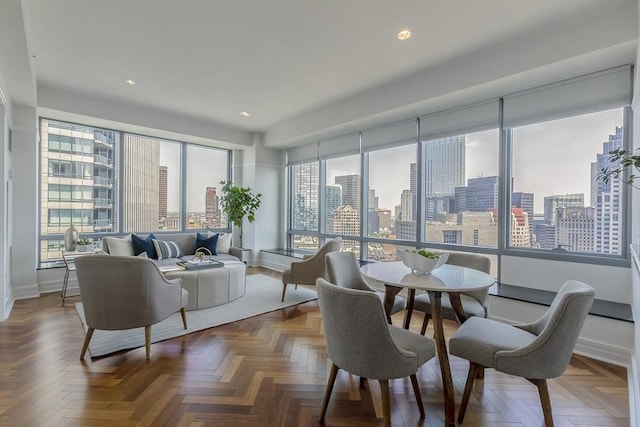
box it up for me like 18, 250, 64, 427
216, 233, 233, 254
103, 235, 134, 256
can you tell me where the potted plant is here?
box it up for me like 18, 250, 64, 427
219, 181, 262, 248
596, 148, 640, 190
76, 238, 93, 252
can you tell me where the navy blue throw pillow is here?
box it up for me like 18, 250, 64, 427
131, 233, 157, 259
195, 232, 218, 256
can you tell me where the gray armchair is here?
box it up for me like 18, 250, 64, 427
316, 278, 435, 426
413, 252, 491, 334
326, 251, 405, 316
281, 237, 341, 301
449, 280, 595, 427
74, 255, 189, 360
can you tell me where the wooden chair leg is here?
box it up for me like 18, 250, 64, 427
410, 374, 425, 418
145, 325, 151, 360
379, 379, 391, 427
531, 378, 554, 427
458, 362, 480, 424
319, 363, 339, 423
420, 313, 431, 335
80, 327, 94, 359
180, 308, 187, 329
281, 283, 287, 302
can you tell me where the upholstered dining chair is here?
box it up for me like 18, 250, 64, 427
325, 251, 405, 316
449, 280, 595, 427
316, 278, 435, 427
281, 237, 341, 301
413, 252, 491, 335
74, 255, 189, 360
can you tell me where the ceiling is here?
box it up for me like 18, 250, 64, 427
16, 0, 638, 148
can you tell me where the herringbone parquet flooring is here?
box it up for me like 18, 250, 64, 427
0, 268, 630, 426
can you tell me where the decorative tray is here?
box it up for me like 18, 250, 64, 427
176, 259, 224, 270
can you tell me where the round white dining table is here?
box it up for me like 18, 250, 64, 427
360, 261, 496, 427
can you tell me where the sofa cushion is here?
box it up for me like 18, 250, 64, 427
215, 233, 233, 254
153, 239, 184, 260
132, 233, 157, 259
195, 232, 218, 256
103, 235, 134, 256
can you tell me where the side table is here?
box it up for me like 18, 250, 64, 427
61, 250, 101, 306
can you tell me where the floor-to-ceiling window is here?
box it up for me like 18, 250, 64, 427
285, 66, 632, 271
39, 118, 231, 268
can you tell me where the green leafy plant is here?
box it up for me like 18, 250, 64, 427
405, 249, 440, 259
219, 181, 262, 248
597, 148, 640, 190
77, 237, 92, 246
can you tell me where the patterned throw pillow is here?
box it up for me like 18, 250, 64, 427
152, 239, 184, 260
195, 232, 218, 256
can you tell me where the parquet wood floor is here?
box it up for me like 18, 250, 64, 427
0, 267, 630, 426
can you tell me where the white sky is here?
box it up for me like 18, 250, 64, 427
159, 142, 229, 212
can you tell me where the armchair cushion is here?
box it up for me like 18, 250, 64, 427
449, 317, 537, 368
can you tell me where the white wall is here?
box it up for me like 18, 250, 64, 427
501, 256, 630, 303
9, 106, 37, 301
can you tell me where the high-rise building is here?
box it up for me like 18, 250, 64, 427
593, 127, 624, 255
368, 189, 379, 234
424, 211, 497, 246
463, 176, 499, 212
205, 187, 220, 228
410, 162, 417, 221
555, 206, 595, 252
122, 134, 160, 232
159, 166, 168, 220
325, 184, 342, 232
292, 163, 319, 230
509, 207, 531, 247
331, 205, 360, 236
40, 119, 118, 260
512, 192, 534, 240
543, 194, 584, 225
334, 174, 360, 212
400, 189, 413, 221
424, 136, 465, 197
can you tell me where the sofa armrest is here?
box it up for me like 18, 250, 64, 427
229, 246, 243, 259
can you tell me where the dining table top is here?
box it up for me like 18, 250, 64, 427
360, 261, 496, 293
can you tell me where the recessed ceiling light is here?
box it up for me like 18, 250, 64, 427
396, 29, 412, 41
123, 79, 136, 85
239, 111, 251, 117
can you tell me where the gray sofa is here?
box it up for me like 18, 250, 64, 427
101, 232, 246, 311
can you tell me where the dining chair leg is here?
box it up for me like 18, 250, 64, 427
281, 283, 287, 302
80, 327, 94, 359
379, 379, 391, 427
319, 363, 339, 423
180, 308, 188, 329
458, 362, 480, 424
145, 325, 151, 360
420, 313, 431, 335
410, 374, 425, 418
530, 378, 554, 427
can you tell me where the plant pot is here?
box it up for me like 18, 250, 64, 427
76, 245, 90, 253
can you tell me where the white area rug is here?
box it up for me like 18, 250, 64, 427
75, 274, 317, 358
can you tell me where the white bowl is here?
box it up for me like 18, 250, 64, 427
397, 250, 449, 274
